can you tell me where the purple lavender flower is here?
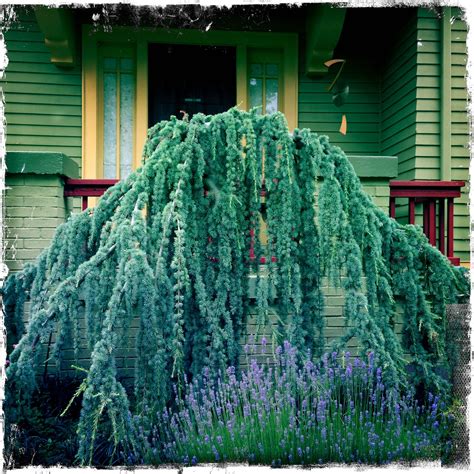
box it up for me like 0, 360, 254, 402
317, 399, 327, 423
376, 367, 382, 380
152, 343, 449, 465
346, 364, 353, 377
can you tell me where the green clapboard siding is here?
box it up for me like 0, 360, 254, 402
413, 9, 440, 182
450, 8, 469, 263
298, 67, 381, 154
298, 9, 382, 155
2, 7, 82, 170
381, 10, 417, 180
409, 8, 469, 262
380, 7, 469, 263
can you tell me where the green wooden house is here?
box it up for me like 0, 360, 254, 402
3, 4, 469, 272
1, 3, 470, 375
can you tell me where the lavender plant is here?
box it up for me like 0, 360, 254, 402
146, 341, 452, 466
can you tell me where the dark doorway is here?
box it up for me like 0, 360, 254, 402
148, 44, 237, 127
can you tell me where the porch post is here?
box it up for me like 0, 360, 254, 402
438, 198, 445, 254
428, 200, 436, 246
447, 197, 454, 259
408, 198, 415, 224
4, 152, 79, 272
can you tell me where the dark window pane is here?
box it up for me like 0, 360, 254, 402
148, 44, 237, 127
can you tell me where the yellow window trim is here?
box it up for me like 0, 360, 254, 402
83, 26, 298, 179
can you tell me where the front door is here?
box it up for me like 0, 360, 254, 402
148, 43, 237, 127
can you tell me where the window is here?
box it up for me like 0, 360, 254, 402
98, 45, 135, 179
83, 28, 298, 179
248, 49, 283, 115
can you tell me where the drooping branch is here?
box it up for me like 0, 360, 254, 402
3, 108, 468, 464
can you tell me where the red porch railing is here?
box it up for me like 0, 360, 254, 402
64, 179, 119, 211
64, 179, 465, 266
389, 180, 465, 266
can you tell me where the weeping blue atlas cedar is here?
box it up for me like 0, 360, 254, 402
3, 108, 469, 464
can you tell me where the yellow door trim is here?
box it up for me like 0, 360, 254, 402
82, 26, 298, 178
82, 31, 98, 179
135, 38, 148, 172
236, 44, 248, 111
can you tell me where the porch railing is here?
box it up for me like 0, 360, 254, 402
64, 179, 119, 211
389, 180, 465, 266
64, 178, 465, 265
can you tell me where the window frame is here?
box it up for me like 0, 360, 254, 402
247, 48, 284, 115
97, 44, 136, 180
82, 26, 298, 179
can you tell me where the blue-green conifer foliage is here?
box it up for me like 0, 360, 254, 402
3, 109, 468, 463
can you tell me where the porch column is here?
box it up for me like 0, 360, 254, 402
4, 152, 79, 272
